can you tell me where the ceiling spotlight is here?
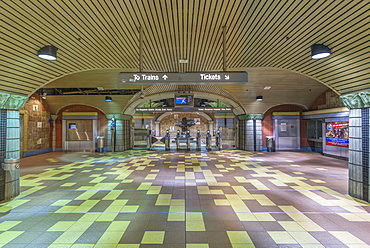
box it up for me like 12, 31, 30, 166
263, 86, 271, 90
311, 44, 331, 59
256, 95, 263, 101
105, 96, 112, 101
37, 45, 58, 60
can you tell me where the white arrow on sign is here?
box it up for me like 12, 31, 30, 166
225, 75, 230, 80
163, 75, 168, 80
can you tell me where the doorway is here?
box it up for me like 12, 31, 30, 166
273, 116, 300, 151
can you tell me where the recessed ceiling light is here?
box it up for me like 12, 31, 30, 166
179, 59, 188, 63
97, 87, 104, 90
264, 86, 271, 90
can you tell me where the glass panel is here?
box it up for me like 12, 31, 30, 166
307, 121, 316, 139
67, 120, 93, 141
317, 120, 323, 139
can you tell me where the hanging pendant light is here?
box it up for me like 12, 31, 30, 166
311, 44, 331, 59
37, 45, 58, 60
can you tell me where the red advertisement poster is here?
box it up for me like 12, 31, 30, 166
325, 122, 349, 147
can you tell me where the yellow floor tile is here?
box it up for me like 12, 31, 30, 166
96, 213, 118, 221
47, 221, 75, 231
52, 231, 84, 243
186, 244, 209, 248
141, 231, 165, 244
329, 231, 368, 245
0, 221, 21, 231
120, 205, 139, 213
253, 213, 275, 221
67, 221, 93, 232
155, 194, 172, 205
279, 221, 306, 231
289, 231, 320, 244
297, 221, 325, 232
268, 231, 297, 244
227, 231, 253, 243
97, 231, 123, 244
106, 221, 130, 232
0, 231, 24, 243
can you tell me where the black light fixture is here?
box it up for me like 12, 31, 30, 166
311, 44, 331, 59
105, 96, 112, 102
37, 45, 58, 60
256, 95, 263, 101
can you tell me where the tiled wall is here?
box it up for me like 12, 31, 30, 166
0, 110, 21, 201
6, 110, 20, 159
22, 98, 51, 152
310, 89, 345, 110
348, 108, 369, 202
0, 109, 6, 201
107, 119, 132, 152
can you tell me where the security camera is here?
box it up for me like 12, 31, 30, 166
140, 93, 145, 99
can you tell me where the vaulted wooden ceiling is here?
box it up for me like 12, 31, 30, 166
1, 0, 369, 113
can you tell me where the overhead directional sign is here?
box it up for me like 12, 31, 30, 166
119, 72, 247, 85
135, 107, 233, 112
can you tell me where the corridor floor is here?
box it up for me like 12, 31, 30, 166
1, 150, 370, 248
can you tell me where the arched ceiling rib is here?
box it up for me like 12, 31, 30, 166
1, 0, 369, 97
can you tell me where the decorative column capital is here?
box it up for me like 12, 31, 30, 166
340, 91, 370, 109
0, 92, 28, 110
237, 114, 264, 120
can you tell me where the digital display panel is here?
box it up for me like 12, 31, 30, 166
175, 94, 193, 107
69, 123, 77, 129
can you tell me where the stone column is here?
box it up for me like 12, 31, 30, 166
208, 120, 214, 134
237, 114, 263, 151
0, 92, 28, 201
51, 115, 58, 152
341, 91, 370, 203
155, 121, 160, 136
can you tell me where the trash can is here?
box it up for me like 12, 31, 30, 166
96, 136, 104, 152
266, 136, 274, 152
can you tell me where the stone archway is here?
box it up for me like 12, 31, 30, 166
154, 112, 214, 136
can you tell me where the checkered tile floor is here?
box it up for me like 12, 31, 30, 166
1, 150, 370, 247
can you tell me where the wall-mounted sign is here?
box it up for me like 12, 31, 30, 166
325, 122, 349, 147
135, 107, 233, 112
119, 72, 247, 85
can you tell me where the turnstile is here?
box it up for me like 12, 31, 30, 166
215, 130, 222, 150
196, 130, 201, 150
206, 130, 212, 150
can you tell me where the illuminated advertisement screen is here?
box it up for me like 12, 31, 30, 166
325, 122, 349, 147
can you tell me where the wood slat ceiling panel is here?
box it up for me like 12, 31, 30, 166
0, 0, 368, 99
